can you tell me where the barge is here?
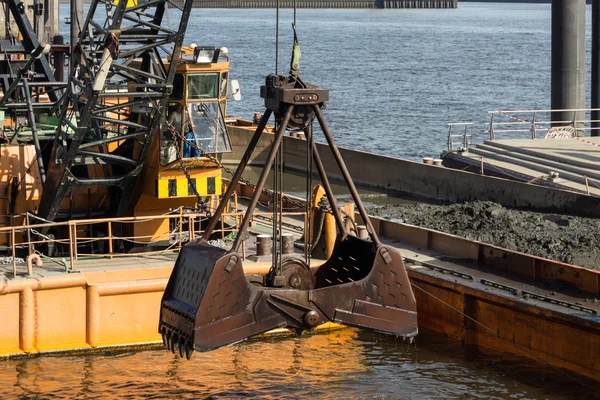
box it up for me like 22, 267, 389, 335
2, 131, 600, 385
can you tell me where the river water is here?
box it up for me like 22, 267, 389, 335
190, 2, 591, 160
30, 3, 596, 399
2, 329, 598, 399
59, 2, 591, 160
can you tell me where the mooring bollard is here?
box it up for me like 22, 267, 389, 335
357, 225, 369, 240
256, 235, 272, 256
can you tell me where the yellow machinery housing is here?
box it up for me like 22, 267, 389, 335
131, 48, 232, 242
0, 47, 233, 246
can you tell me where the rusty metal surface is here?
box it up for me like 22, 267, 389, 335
379, 231, 600, 381
368, 216, 600, 296
407, 265, 600, 382
159, 235, 417, 356
389, 239, 600, 322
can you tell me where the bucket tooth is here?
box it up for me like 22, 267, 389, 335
159, 235, 417, 355
165, 332, 171, 351
171, 334, 179, 354
185, 344, 194, 360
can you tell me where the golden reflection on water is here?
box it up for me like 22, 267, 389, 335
2, 328, 599, 399
5, 329, 368, 399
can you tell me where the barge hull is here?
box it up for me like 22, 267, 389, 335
2, 218, 600, 385
224, 125, 600, 217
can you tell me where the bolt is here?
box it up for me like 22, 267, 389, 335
304, 310, 320, 327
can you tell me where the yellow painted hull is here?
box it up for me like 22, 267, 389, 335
0, 265, 344, 359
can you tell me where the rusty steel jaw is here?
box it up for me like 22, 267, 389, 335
159, 235, 417, 357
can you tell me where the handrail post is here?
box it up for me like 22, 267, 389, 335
489, 113, 495, 140
447, 125, 453, 151
199, 212, 205, 239
463, 124, 469, 150
68, 224, 73, 272
25, 213, 32, 256
108, 221, 113, 260
178, 212, 183, 249
531, 112, 537, 139
11, 228, 16, 277
68, 221, 76, 271
189, 215, 195, 242
74, 223, 78, 263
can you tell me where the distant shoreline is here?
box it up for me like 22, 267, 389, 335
460, 0, 591, 3
57, 0, 592, 5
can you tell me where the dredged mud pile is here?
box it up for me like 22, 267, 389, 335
367, 201, 600, 270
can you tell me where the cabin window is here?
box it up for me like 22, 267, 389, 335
220, 72, 228, 98
187, 73, 218, 100
182, 102, 231, 158
159, 103, 184, 165
170, 74, 184, 100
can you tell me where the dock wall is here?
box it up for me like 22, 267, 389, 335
174, 0, 457, 8
225, 125, 600, 218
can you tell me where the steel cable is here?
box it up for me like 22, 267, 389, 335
410, 281, 594, 391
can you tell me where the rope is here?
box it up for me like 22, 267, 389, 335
493, 110, 546, 131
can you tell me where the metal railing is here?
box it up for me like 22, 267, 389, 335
3, 207, 309, 277
447, 122, 473, 151
486, 108, 600, 140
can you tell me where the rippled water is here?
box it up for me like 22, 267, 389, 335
58, 2, 591, 160
2, 329, 597, 399
180, 3, 592, 160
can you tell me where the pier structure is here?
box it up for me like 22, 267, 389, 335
176, 0, 457, 8
592, 0, 600, 135
377, 0, 456, 7
551, 0, 586, 131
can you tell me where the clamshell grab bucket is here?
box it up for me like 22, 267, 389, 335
159, 235, 417, 356
159, 75, 418, 358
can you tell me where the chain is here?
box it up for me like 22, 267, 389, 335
167, 123, 306, 210
165, 121, 212, 217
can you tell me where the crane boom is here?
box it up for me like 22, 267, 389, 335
38, 0, 194, 221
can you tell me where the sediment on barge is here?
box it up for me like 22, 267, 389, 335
369, 201, 600, 270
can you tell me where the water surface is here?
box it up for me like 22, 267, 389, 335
58, 2, 581, 159
2, 329, 597, 399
